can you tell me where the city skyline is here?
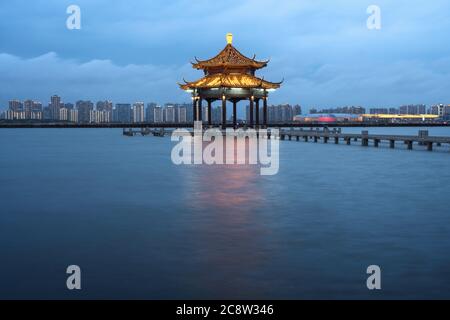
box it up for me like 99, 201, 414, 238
1, 94, 306, 124
2, 94, 449, 114
3, 94, 450, 124
1, 1, 450, 109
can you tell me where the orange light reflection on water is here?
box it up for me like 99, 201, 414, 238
187, 138, 265, 212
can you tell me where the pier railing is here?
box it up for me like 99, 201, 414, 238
279, 129, 450, 151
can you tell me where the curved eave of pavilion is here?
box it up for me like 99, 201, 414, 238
179, 73, 281, 91
191, 61, 268, 70
191, 62, 268, 71
192, 44, 269, 70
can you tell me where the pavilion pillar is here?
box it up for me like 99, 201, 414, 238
207, 100, 212, 126
255, 98, 260, 128
222, 96, 227, 130
263, 96, 268, 127
249, 97, 254, 127
233, 100, 237, 129
198, 98, 203, 122
192, 97, 197, 122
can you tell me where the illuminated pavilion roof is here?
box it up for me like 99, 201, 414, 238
180, 73, 281, 90
192, 43, 268, 71
180, 33, 282, 91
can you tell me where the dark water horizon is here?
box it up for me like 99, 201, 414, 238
1, 127, 449, 299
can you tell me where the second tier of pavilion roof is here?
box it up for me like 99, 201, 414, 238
192, 36, 268, 72
180, 73, 281, 90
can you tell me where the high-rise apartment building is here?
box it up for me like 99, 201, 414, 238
430, 104, 450, 119
164, 105, 175, 123
132, 102, 145, 123
153, 106, 163, 123
96, 101, 113, 112
76, 100, 94, 123
146, 103, 157, 122
115, 104, 132, 123
23, 100, 43, 119
370, 108, 389, 114
177, 105, 187, 123
59, 108, 69, 121
50, 95, 63, 120
68, 109, 78, 123
9, 100, 23, 112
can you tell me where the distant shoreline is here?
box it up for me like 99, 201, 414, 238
0, 122, 448, 128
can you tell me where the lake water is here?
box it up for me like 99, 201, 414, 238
0, 127, 449, 299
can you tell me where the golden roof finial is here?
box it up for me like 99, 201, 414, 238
226, 33, 233, 45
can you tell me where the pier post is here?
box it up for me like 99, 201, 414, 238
362, 131, 368, 146
324, 137, 328, 143
407, 141, 413, 150
304, 136, 308, 142
418, 130, 429, 145
427, 141, 433, 151
390, 140, 395, 148
419, 130, 429, 138
374, 139, 379, 147
346, 137, 351, 145
314, 136, 318, 143
334, 137, 339, 144
288, 135, 292, 141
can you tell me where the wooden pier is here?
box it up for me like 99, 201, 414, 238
122, 126, 450, 152
279, 128, 450, 151
122, 128, 165, 137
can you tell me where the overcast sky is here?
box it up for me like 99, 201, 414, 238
1, 0, 449, 111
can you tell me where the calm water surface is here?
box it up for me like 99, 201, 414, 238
0, 128, 449, 299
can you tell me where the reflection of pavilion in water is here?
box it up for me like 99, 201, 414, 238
178, 139, 271, 298
188, 138, 265, 212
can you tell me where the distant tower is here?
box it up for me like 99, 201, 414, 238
50, 95, 62, 120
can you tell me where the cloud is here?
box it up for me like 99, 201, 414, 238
1, 50, 450, 111
0, 52, 195, 107
1, 0, 450, 110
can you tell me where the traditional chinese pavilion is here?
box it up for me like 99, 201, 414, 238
179, 33, 282, 129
